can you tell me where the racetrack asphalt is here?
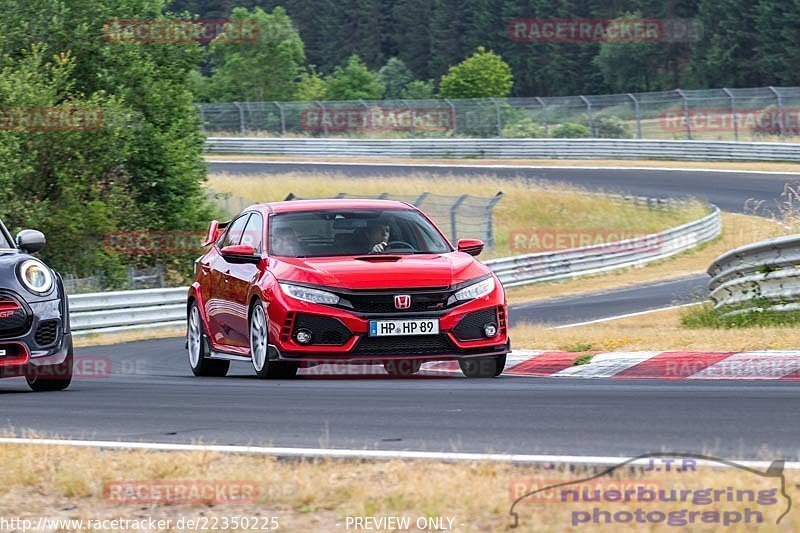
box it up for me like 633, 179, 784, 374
0, 162, 793, 459
1, 336, 798, 459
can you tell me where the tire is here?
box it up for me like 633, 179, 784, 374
384, 359, 422, 376
250, 302, 298, 380
459, 354, 506, 379
26, 337, 73, 392
188, 303, 229, 377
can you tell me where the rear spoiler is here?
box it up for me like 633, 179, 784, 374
202, 219, 230, 247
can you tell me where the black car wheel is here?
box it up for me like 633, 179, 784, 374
26, 337, 73, 392
188, 303, 229, 377
459, 354, 506, 378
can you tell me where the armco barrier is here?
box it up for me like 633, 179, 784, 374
709, 234, 800, 313
205, 137, 800, 162
70, 206, 720, 335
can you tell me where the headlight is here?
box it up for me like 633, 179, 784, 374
279, 283, 340, 305
448, 276, 495, 305
19, 259, 53, 294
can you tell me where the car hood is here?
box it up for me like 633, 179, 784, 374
270, 253, 491, 289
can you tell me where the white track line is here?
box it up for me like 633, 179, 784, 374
552, 302, 704, 329
207, 159, 800, 176
0, 438, 796, 469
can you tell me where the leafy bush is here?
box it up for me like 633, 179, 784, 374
552, 122, 591, 138
503, 116, 545, 138
588, 115, 632, 138
439, 47, 513, 99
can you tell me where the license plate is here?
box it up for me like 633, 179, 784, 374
369, 319, 439, 337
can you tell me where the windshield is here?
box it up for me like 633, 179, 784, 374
269, 209, 452, 258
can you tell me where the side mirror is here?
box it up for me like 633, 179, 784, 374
16, 229, 46, 254
220, 244, 260, 263
457, 238, 484, 257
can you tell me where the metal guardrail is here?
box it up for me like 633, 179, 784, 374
205, 137, 800, 162
709, 235, 800, 313
70, 206, 720, 335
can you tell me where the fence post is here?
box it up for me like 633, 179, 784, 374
579, 95, 594, 137
444, 98, 457, 136
722, 88, 737, 141
769, 86, 785, 137
535, 97, 548, 136
450, 194, 468, 242
196, 104, 206, 132
414, 192, 429, 206
676, 89, 692, 140
490, 97, 503, 137
484, 192, 504, 248
402, 99, 415, 137
627, 93, 641, 139
273, 102, 286, 135
315, 101, 328, 136
233, 102, 246, 134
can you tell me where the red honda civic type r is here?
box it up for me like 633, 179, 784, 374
187, 199, 509, 379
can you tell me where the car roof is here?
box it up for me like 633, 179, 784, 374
256, 198, 415, 214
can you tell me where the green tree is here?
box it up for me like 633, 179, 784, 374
400, 80, 435, 99
378, 57, 415, 99
0, 0, 212, 280
439, 47, 513, 99
593, 13, 664, 92
295, 68, 327, 100
204, 6, 306, 102
324, 55, 386, 100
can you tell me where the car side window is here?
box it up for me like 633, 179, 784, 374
220, 214, 250, 248
240, 212, 263, 252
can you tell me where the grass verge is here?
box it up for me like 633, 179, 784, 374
682, 302, 800, 329
208, 171, 708, 261
0, 441, 795, 532
511, 305, 800, 352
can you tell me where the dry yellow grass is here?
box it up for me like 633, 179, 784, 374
504, 213, 785, 304
73, 327, 185, 348
207, 172, 707, 261
510, 305, 800, 352
0, 441, 796, 532
206, 154, 800, 173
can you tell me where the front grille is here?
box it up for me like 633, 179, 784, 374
453, 308, 499, 341
337, 288, 453, 315
34, 320, 59, 347
293, 314, 351, 346
0, 292, 30, 338
352, 334, 454, 356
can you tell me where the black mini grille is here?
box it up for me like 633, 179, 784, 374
0, 292, 30, 338
34, 320, 59, 347
338, 289, 452, 315
453, 308, 499, 341
352, 334, 454, 356
293, 314, 351, 346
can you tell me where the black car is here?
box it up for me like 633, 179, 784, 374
0, 219, 72, 391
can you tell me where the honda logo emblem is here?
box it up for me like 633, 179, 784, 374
394, 295, 411, 310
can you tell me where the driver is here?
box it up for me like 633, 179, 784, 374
366, 220, 391, 254
272, 227, 301, 256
